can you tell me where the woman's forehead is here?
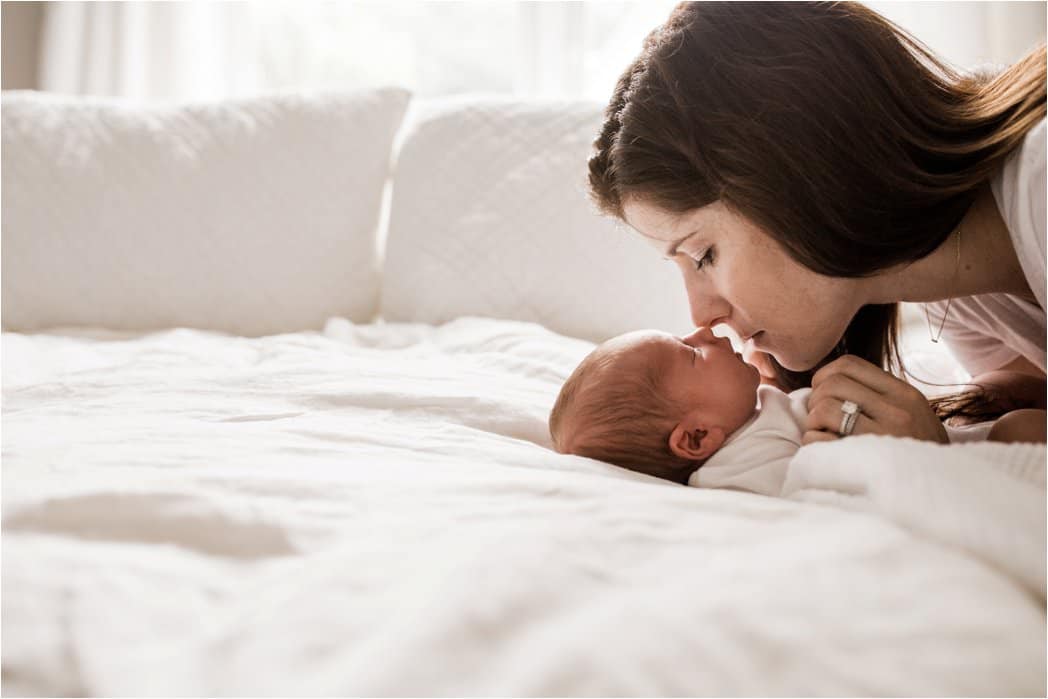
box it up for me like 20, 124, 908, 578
622, 199, 691, 240
623, 199, 739, 252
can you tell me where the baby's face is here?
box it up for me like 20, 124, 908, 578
603, 327, 762, 432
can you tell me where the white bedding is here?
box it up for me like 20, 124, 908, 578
3, 317, 1045, 696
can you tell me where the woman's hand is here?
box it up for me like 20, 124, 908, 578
803, 354, 949, 445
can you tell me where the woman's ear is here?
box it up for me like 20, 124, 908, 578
668, 413, 726, 461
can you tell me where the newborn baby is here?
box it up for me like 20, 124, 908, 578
549, 327, 810, 495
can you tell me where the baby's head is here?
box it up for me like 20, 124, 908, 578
549, 327, 761, 483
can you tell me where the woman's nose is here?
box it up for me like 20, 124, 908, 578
683, 283, 728, 329
688, 298, 731, 330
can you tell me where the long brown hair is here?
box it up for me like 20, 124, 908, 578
588, 1, 1046, 406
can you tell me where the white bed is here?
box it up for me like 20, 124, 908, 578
2, 89, 1045, 696
3, 316, 1045, 696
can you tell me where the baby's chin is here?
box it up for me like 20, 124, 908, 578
734, 353, 762, 382
748, 361, 763, 382
746, 364, 763, 393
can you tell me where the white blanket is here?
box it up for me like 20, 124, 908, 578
784, 436, 1047, 601
3, 317, 1045, 696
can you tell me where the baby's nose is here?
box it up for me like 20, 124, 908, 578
682, 327, 716, 346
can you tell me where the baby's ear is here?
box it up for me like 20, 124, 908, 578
668, 415, 726, 461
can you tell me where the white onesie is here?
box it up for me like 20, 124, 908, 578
688, 385, 811, 497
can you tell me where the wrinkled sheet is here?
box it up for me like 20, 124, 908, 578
3, 317, 1045, 696
784, 435, 1046, 601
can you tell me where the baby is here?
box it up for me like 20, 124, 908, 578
549, 326, 809, 495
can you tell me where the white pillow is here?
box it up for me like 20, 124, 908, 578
2, 88, 410, 335
380, 96, 693, 342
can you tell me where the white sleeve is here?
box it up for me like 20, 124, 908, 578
991, 118, 1046, 311
945, 420, 995, 443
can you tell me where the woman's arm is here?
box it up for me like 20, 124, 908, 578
988, 409, 1047, 443
964, 366, 1046, 413
970, 364, 1046, 443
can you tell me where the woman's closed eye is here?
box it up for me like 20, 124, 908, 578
691, 247, 715, 271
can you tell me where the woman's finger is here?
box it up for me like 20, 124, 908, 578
805, 395, 873, 437
812, 354, 925, 402
809, 355, 948, 443
808, 372, 892, 421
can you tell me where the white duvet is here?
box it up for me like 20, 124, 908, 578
2, 316, 1045, 696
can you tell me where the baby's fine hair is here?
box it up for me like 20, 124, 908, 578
549, 346, 699, 484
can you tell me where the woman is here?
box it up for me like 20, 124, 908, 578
588, 2, 1046, 444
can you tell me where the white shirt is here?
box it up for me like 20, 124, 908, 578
925, 118, 1047, 375
688, 385, 811, 497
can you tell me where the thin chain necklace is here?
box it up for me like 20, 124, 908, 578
923, 225, 962, 344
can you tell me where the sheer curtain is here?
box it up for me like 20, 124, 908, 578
38, 1, 260, 101
867, 1, 1047, 71
37, 1, 1046, 103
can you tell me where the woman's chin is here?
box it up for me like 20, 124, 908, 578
758, 334, 830, 373
770, 347, 823, 374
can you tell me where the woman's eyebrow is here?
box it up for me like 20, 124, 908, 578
630, 223, 698, 260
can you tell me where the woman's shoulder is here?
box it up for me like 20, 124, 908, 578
991, 117, 1046, 307
991, 118, 1046, 253
991, 116, 1045, 219
991, 117, 1044, 208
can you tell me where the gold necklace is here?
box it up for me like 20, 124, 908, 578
923, 226, 962, 344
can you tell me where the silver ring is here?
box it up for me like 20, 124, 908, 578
838, 400, 860, 437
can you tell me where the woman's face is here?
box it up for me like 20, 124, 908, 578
623, 198, 862, 371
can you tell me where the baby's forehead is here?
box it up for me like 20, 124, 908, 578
602, 330, 676, 355
595, 331, 676, 369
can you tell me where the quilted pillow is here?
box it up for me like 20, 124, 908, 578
2, 88, 410, 335
380, 96, 692, 342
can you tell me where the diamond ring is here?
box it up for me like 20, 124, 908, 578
838, 400, 861, 437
